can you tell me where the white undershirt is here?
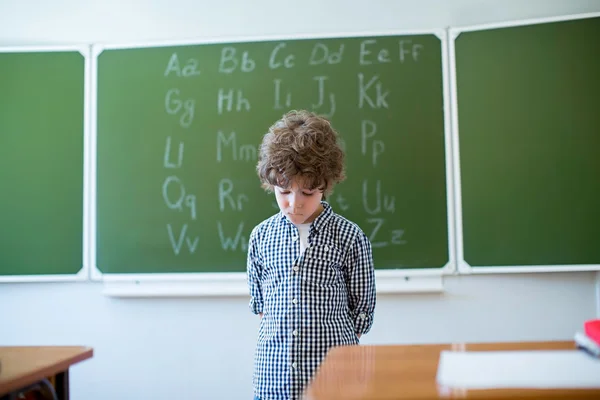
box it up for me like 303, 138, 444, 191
296, 223, 311, 255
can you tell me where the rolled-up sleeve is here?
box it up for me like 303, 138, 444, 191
246, 226, 264, 315
346, 231, 376, 335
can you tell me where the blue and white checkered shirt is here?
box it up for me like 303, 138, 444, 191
247, 202, 376, 400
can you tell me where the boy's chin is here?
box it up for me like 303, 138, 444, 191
286, 214, 307, 225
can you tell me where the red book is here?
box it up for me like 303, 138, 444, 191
584, 319, 600, 345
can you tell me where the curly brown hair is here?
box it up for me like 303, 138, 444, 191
256, 110, 346, 197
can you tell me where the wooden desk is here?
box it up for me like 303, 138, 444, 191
304, 341, 600, 400
0, 346, 93, 400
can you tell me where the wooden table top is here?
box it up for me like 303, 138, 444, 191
304, 341, 600, 400
0, 346, 93, 396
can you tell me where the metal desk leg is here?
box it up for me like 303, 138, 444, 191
55, 370, 69, 400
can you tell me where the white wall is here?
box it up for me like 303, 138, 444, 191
1, 0, 600, 45
1, 1, 600, 399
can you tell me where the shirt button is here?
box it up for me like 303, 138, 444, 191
324, 245, 329, 251
359, 312, 367, 320
292, 265, 299, 272
292, 236, 298, 242
292, 330, 299, 336
292, 298, 298, 305
292, 362, 297, 369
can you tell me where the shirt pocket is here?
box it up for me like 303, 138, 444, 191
302, 244, 344, 287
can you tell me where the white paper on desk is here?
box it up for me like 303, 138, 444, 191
436, 350, 600, 389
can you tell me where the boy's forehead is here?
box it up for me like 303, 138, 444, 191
279, 176, 317, 189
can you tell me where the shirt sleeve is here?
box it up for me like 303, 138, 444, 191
246, 226, 264, 315
345, 231, 376, 335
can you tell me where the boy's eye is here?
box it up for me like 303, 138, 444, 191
279, 190, 290, 195
302, 192, 314, 196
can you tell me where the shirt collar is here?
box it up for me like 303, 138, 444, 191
278, 201, 333, 233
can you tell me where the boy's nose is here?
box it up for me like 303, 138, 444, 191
290, 196, 301, 210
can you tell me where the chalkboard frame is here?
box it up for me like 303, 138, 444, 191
89, 28, 457, 296
449, 12, 600, 274
0, 44, 92, 282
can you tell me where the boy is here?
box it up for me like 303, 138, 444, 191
246, 110, 376, 400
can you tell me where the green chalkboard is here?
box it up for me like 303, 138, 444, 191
0, 49, 85, 277
95, 33, 451, 275
454, 15, 600, 268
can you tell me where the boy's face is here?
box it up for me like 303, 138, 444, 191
274, 178, 324, 225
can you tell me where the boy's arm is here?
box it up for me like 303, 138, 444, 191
346, 231, 376, 336
246, 227, 264, 316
